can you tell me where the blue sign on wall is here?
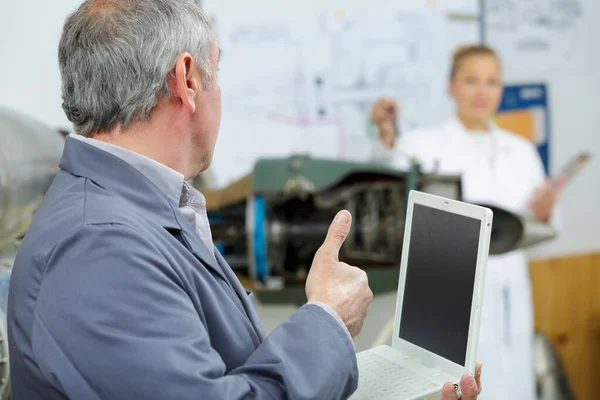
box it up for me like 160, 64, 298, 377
497, 83, 551, 174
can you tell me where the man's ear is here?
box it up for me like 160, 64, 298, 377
172, 52, 198, 114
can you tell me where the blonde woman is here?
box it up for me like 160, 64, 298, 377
371, 45, 564, 399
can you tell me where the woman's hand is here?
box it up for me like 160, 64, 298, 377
529, 174, 567, 222
370, 98, 399, 148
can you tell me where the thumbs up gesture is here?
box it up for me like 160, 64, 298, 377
306, 210, 374, 338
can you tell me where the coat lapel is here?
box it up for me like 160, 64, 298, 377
169, 211, 231, 285
214, 249, 266, 341
172, 212, 265, 341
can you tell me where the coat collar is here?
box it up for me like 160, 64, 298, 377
68, 133, 185, 209
214, 249, 266, 342
60, 136, 182, 230
444, 115, 499, 138
61, 136, 255, 313
60, 136, 233, 283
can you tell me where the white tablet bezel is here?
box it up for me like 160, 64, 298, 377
391, 190, 493, 378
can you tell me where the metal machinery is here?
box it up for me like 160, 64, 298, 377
0, 244, 16, 400
534, 332, 576, 400
0, 107, 66, 399
205, 154, 558, 291
205, 155, 464, 290
0, 108, 65, 247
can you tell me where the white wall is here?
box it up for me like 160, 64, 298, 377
518, 71, 600, 258
490, 0, 600, 257
0, 0, 598, 256
0, 0, 82, 130
202, 0, 478, 15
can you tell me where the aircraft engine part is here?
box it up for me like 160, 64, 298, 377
0, 107, 65, 247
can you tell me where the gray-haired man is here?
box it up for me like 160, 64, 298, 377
8, 1, 480, 399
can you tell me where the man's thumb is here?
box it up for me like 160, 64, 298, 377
319, 210, 352, 258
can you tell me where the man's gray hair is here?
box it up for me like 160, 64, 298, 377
59, 0, 215, 136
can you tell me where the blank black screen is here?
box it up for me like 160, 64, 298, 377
398, 204, 480, 366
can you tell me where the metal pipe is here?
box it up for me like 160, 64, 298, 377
0, 107, 65, 247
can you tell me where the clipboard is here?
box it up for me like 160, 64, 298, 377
554, 153, 591, 186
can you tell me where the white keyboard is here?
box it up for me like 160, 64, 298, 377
351, 352, 447, 400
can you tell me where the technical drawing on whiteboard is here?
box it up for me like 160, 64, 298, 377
486, 0, 588, 72
209, 9, 472, 187
325, 10, 449, 162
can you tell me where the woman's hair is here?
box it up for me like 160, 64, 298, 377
450, 45, 500, 79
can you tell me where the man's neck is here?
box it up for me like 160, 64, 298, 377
91, 117, 194, 179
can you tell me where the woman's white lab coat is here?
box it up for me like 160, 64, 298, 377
374, 116, 546, 400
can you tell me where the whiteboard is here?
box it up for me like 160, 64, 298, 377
485, 0, 597, 75
203, 1, 480, 187
202, 0, 480, 15
484, 0, 600, 256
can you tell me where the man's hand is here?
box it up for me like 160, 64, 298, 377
305, 210, 374, 338
442, 362, 482, 400
370, 97, 399, 148
529, 174, 567, 222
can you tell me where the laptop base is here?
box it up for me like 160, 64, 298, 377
352, 346, 459, 400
